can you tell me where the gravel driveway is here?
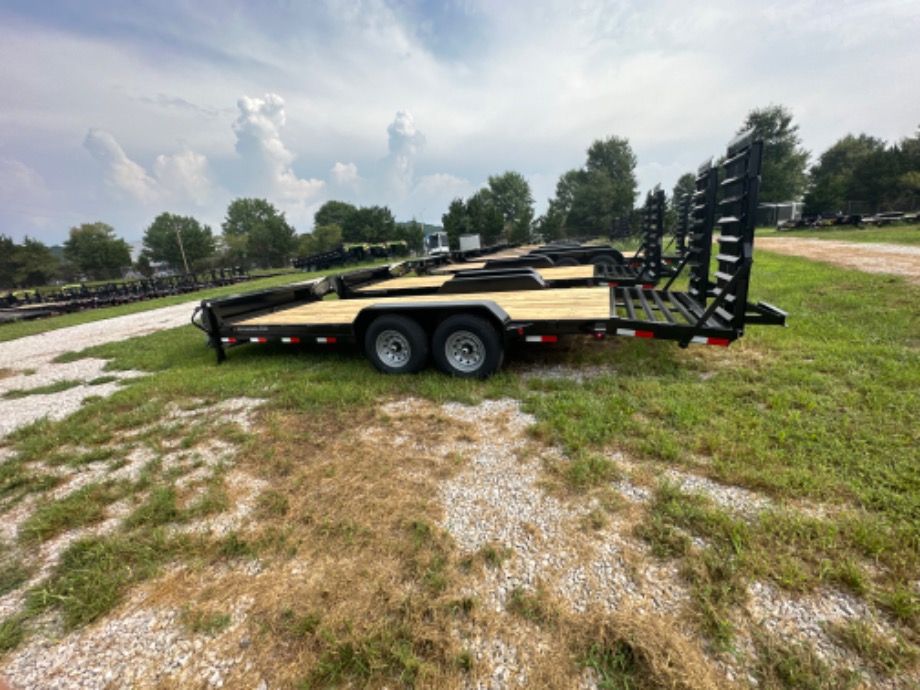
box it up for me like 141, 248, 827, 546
0, 302, 199, 440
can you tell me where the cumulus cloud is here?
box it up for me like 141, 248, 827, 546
231, 93, 324, 222
330, 161, 361, 194
84, 129, 160, 203
83, 129, 217, 207
153, 150, 214, 205
0, 157, 48, 204
385, 110, 426, 196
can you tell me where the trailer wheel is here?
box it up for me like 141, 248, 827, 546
433, 315, 503, 378
365, 315, 428, 374
590, 253, 620, 276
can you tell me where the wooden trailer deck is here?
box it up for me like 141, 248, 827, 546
237, 286, 611, 326
354, 265, 595, 292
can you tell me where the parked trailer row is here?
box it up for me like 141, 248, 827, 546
194, 130, 785, 378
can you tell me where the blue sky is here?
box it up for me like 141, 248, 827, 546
2, 0, 918, 245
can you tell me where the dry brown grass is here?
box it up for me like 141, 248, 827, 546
121, 397, 735, 689
139, 404, 485, 688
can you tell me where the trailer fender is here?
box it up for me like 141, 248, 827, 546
354, 301, 510, 344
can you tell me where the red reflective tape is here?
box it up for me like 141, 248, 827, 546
282, 337, 300, 344
635, 330, 655, 339
709, 337, 730, 347
251, 337, 267, 343
525, 335, 558, 343
221, 337, 236, 344
642, 284, 654, 290
317, 337, 337, 344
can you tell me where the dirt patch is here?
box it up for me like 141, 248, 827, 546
756, 237, 920, 285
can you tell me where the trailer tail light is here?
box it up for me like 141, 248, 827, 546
221, 337, 237, 344
690, 336, 730, 346
616, 328, 654, 339
525, 335, 558, 343
281, 337, 300, 344
316, 337, 337, 344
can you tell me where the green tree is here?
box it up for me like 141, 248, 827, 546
487, 171, 534, 242
314, 200, 357, 230
667, 172, 696, 230
222, 198, 296, 268
545, 137, 638, 238
297, 224, 343, 256
144, 213, 215, 272
441, 197, 470, 249
394, 221, 425, 253
804, 134, 887, 213
63, 222, 131, 281
341, 206, 395, 244
16, 237, 60, 287
0, 234, 18, 288
467, 190, 505, 245
738, 105, 809, 202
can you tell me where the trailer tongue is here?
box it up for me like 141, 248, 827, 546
194, 130, 785, 378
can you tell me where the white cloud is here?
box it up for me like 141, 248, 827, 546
153, 150, 214, 205
0, 157, 47, 204
2, 0, 919, 243
231, 93, 324, 217
385, 110, 426, 197
83, 129, 160, 204
331, 161, 359, 184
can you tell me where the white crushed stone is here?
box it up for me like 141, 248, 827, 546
1, 584, 260, 690
517, 364, 617, 382
0, 302, 199, 441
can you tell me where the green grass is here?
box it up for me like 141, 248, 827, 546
0, 246, 917, 681
578, 641, 639, 690
3, 379, 83, 399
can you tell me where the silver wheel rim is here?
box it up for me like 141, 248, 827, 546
376, 329, 411, 368
444, 330, 485, 373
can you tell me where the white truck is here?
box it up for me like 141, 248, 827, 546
423, 231, 450, 256
459, 234, 481, 253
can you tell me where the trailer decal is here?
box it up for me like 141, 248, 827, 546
690, 336, 730, 346
616, 328, 655, 339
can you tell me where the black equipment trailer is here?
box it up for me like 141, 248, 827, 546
194, 131, 785, 378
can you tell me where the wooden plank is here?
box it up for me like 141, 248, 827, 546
356, 275, 449, 291
237, 287, 611, 326
357, 265, 594, 292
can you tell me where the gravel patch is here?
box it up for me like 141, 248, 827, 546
756, 237, 920, 285
0, 302, 199, 441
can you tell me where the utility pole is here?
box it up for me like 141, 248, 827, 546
175, 225, 191, 275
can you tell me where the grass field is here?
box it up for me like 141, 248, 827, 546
1, 244, 918, 687
756, 224, 920, 246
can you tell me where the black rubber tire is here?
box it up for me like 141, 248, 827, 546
590, 252, 624, 267
364, 315, 428, 375
555, 257, 580, 267
432, 315, 503, 379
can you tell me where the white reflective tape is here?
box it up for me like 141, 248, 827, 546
616, 329, 636, 337
690, 336, 707, 344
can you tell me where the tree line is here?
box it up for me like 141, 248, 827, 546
4, 105, 917, 289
